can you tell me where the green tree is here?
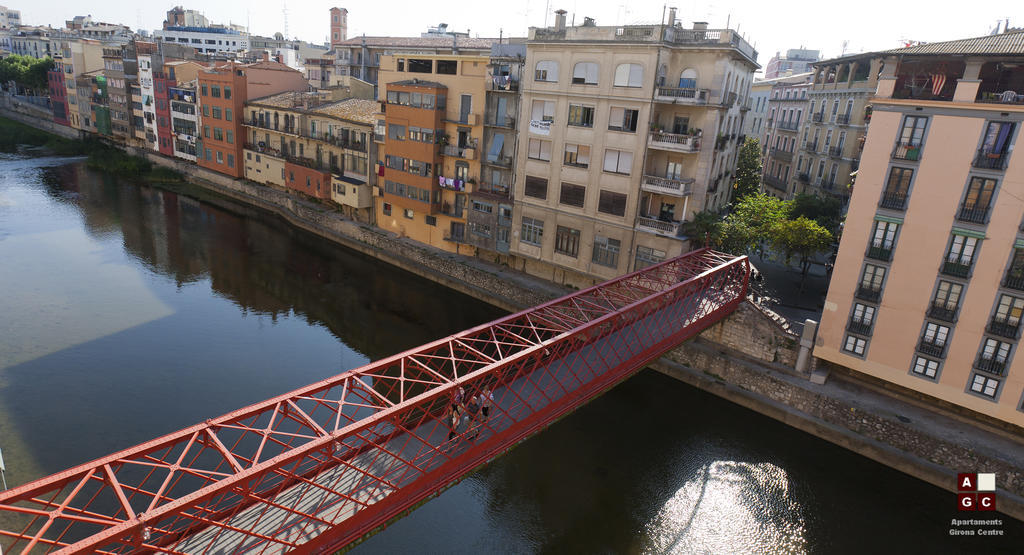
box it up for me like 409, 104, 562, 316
731, 136, 763, 202
681, 209, 721, 248
0, 55, 53, 92
717, 218, 757, 255
728, 192, 792, 257
790, 193, 843, 234
768, 216, 834, 290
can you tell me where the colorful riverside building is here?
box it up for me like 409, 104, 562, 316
242, 91, 378, 222
47, 48, 70, 126
511, 11, 757, 285
196, 60, 308, 178
816, 29, 1024, 427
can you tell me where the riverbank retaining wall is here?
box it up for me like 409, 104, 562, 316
6, 107, 1023, 521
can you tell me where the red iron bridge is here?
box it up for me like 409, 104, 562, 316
0, 248, 749, 554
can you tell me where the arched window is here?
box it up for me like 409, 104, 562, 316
679, 68, 697, 89
572, 62, 599, 85
614, 63, 643, 87
535, 60, 558, 82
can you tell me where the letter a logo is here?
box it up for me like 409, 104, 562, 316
958, 473, 976, 491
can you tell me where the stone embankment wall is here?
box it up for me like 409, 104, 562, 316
6, 107, 1023, 521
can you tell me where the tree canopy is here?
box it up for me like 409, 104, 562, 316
790, 193, 843, 234
0, 55, 53, 92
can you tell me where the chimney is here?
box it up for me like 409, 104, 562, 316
668, 7, 677, 26
693, 21, 708, 30
554, 9, 567, 30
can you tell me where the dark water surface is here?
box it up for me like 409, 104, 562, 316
0, 156, 1019, 553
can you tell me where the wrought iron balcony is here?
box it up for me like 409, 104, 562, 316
770, 147, 793, 162
835, 114, 851, 125
956, 204, 990, 224
1002, 272, 1024, 291
917, 339, 947, 358
973, 148, 1008, 170
927, 303, 958, 323
974, 356, 1007, 376
812, 113, 823, 122
987, 317, 1021, 340
764, 174, 787, 190
847, 320, 873, 336
879, 191, 907, 211
891, 142, 922, 161
941, 260, 972, 278
798, 172, 810, 183
866, 244, 892, 262
442, 145, 477, 160
777, 120, 800, 131
855, 285, 882, 303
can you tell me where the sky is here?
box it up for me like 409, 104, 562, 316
20, 1, 1023, 73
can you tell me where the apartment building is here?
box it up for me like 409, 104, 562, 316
47, 49, 70, 126
102, 46, 133, 142
66, 39, 105, 131
816, 30, 1024, 427
374, 53, 492, 253
0, 6, 21, 29
154, 26, 248, 55
511, 12, 757, 284
799, 52, 882, 200
764, 48, 819, 79
743, 79, 772, 141
196, 60, 308, 177
243, 91, 377, 221
761, 73, 811, 197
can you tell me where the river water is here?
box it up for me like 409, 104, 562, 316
0, 155, 1019, 553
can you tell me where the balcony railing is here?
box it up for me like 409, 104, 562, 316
829, 145, 844, 158
443, 145, 477, 160
927, 303, 958, 323
487, 76, 519, 92
798, 172, 810, 184
892, 143, 922, 161
654, 87, 709, 103
805, 140, 818, 152
917, 339, 947, 358
957, 204, 990, 224
641, 174, 694, 197
835, 114, 851, 125
764, 174, 787, 190
777, 120, 799, 131
855, 285, 882, 303
941, 259, 972, 278
484, 115, 516, 129
1003, 272, 1024, 291
879, 191, 907, 211
636, 215, 682, 237
973, 148, 1008, 170
770, 147, 793, 162
866, 244, 892, 262
987, 317, 1021, 340
974, 356, 1008, 376
812, 113, 824, 123
847, 320, 873, 336
648, 131, 701, 153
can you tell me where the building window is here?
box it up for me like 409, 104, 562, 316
211, 85, 220, 98
212, 106, 221, 119
563, 144, 590, 168
976, 337, 1012, 376
224, 86, 231, 99
469, 221, 492, 237
225, 108, 232, 122
559, 182, 586, 207
856, 264, 885, 302
911, 356, 939, 378
989, 294, 1024, 339
554, 226, 581, 257
848, 303, 875, 335
969, 373, 1001, 399
201, 84, 207, 96
528, 138, 552, 161
388, 123, 406, 140
958, 176, 997, 224
226, 130, 233, 144
531, 99, 555, 123
521, 216, 544, 246
524, 176, 548, 199
472, 200, 493, 213
613, 63, 643, 87
535, 60, 558, 82
436, 60, 457, 75
880, 167, 913, 210
227, 154, 234, 168
894, 115, 928, 160
608, 107, 639, 132
203, 105, 210, 117
597, 190, 627, 216
404, 208, 414, 219
567, 104, 595, 127
975, 121, 1015, 170
425, 214, 436, 226
592, 236, 620, 268
929, 281, 963, 322
397, 58, 405, 71
919, 322, 951, 358
408, 58, 432, 73
867, 219, 899, 261
216, 151, 223, 164
635, 246, 666, 269
602, 149, 632, 175
942, 234, 979, 278
843, 335, 867, 356
571, 62, 598, 85
383, 202, 392, 216
214, 127, 223, 141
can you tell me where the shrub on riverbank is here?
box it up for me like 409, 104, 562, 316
0, 117, 87, 155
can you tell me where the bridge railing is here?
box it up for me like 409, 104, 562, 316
0, 248, 748, 554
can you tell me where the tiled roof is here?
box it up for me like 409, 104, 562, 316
247, 90, 317, 108
883, 30, 1024, 56
333, 35, 497, 50
312, 99, 379, 125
